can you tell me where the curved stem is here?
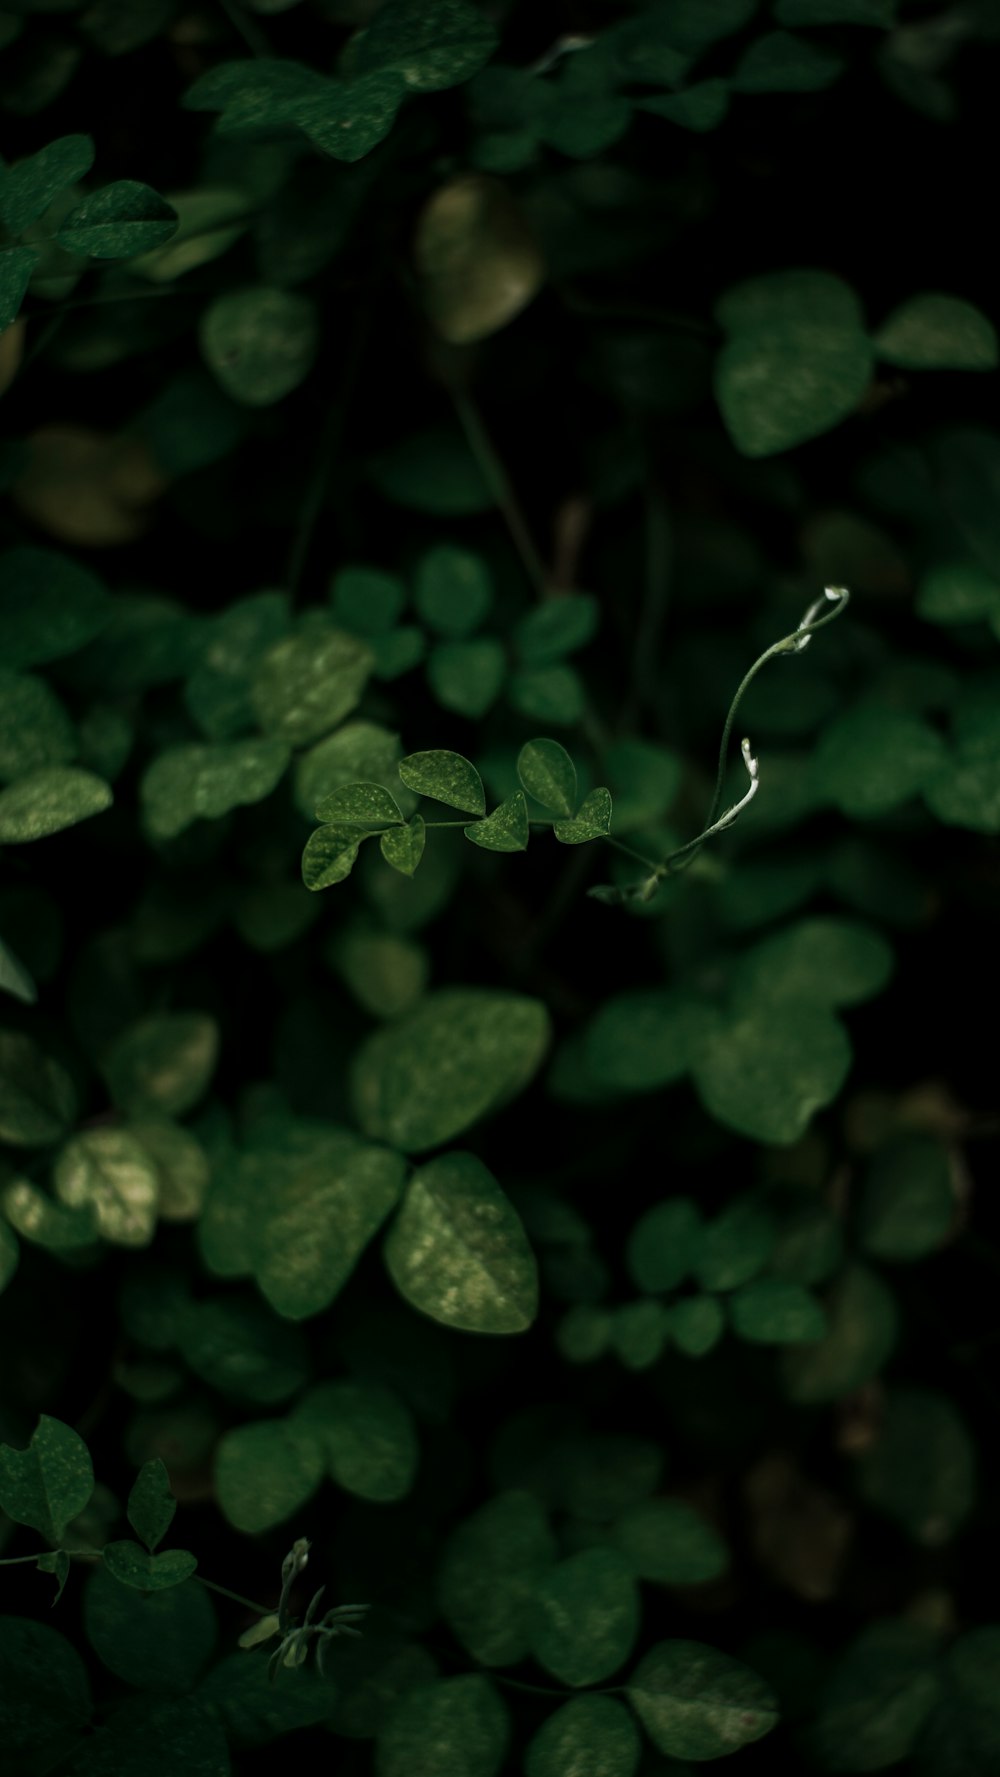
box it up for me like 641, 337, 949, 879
197, 1575, 274, 1615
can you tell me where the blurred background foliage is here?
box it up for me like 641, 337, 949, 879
3, 1, 1000, 1774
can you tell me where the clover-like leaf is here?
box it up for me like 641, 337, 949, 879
464, 792, 529, 852
0, 1415, 94, 1545
102, 1541, 198, 1591
398, 749, 486, 815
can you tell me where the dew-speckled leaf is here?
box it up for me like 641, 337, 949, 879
353, 0, 498, 92
0, 766, 112, 843
254, 1139, 406, 1319
102, 1541, 198, 1591
302, 822, 363, 890
381, 815, 426, 876
127, 1457, 176, 1551
374, 1674, 509, 1777
525, 1696, 641, 1777
874, 294, 998, 371
438, 1490, 557, 1667
105, 1014, 219, 1117
0, 244, 40, 331
353, 988, 550, 1151
729, 1278, 827, 1344
415, 544, 493, 635
858, 1135, 954, 1261
611, 1498, 729, 1587
783, 1264, 899, 1403
214, 1417, 324, 1533
626, 1639, 779, 1760
0, 1415, 94, 1544
626, 1198, 703, 1295
855, 1388, 976, 1547
0, 134, 94, 233
0, 1617, 91, 1770
692, 1002, 852, 1145
141, 738, 289, 840
315, 781, 402, 826
83, 1565, 217, 1690
554, 788, 613, 844
465, 791, 529, 852
385, 1151, 538, 1333
252, 628, 373, 745
200, 286, 318, 405
516, 738, 577, 818
398, 749, 486, 816
294, 1379, 418, 1502
53, 1128, 159, 1247
0, 1029, 76, 1145
527, 1548, 638, 1688
58, 181, 179, 258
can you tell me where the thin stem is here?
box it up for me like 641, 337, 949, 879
197, 1575, 274, 1615
285, 309, 371, 598
449, 384, 549, 597
217, 0, 271, 57
0, 1554, 44, 1566
605, 835, 662, 871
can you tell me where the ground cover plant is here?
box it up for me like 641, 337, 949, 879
2, 1, 1000, 1773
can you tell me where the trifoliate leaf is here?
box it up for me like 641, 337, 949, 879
102, 1542, 198, 1591
438, 1490, 557, 1667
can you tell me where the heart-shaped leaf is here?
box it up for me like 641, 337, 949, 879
102, 1540, 198, 1591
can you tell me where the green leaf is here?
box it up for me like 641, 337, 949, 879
554, 788, 613, 844
102, 1542, 198, 1591
294, 719, 402, 820
527, 1549, 638, 1688
812, 705, 947, 816
611, 1498, 729, 1586
925, 700, 1000, 832
252, 628, 373, 745
858, 1135, 954, 1262
638, 80, 730, 130
331, 566, 406, 635
0, 766, 112, 843
415, 543, 493, 635
381, 816, 426, 876
627, 1639, 779, 1761
668, 1295, 726, 1358
0, 1219, 18, 1294
0, 936, 37, 1006
353, 988, 550, 1151
57, 181, 179, 258
105, 1013, 219, 1117
253, 1138, 405, 1319
199, 287, 319, 405
716, 319, 871, 458
626, 1198, 703, 1295
127, 1458, 176, 1552
53, 1129, 159, 1247
352, 0, 498, 92
783, 1264, 899, 1403
586, 989, 705, 1094
0, 135, 94, 233
176, 1295, 309, 1400
214, 1416, 324, 1533
128, 185, 253, 285
770, 1204, 844, 1286
516, 738, 577, 818
315, 781, 403, 826
0, 670, 77, 784
465, 791, 529, 852
874, 294, 998, 370
427, 639, 507, 717
692, 1002, 852, 1146
508, 664, 586, 725
369, 426, 495, 514
0, 244, 40, 331
198, 1648, 335, 1746
294, 1379, 418, 1502
525, 1696, 641, 1777
333, 928, 429, 1020
438, 1490, 557, 1667
36, 1548, 70, 1603
398, 749, 486, 816
515, 598, 599, 665
0, 1618, 91, 1771
932, 429, 1000, 581
729, 1278, 827, 1344
60, 1694, 231, 1777
695, 1198, 775, 1291
605, 740, 682, 831
856, 1388, 976, 1547
556, 1305, 613, 1363
0, 1415, 94, 1543
140, 738, 289, 841
184, 591, 290, 741
372, 625, 427, 680
808, 1621, 941, 1773
128, 1118, 210, 1222
83, 1566, 217, 1690
385, 1151, 538, 1333
0, 1030, 76, 1146
3, 1178, 97, 1251
916, 561, 1000, 625
735, 918, 894, 1009
611, 1299, 672, 1370
732, 30, 846, 92
302, 823, 363, 890
375, 1675, 509, 1777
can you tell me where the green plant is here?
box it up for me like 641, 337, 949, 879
3, 3, 1000, 1776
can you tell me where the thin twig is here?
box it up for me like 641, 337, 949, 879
449, 383, 549, 597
